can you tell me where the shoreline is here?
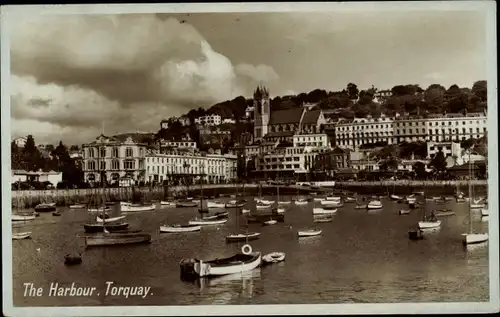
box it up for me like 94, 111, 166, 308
10, 180, 488, 209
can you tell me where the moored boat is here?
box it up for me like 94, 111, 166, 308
34, 203, 56, 212
85, 232, 151, 247
480, 208, 489, 217
241, 208, 250, 214
294, 198, 308, 205
262, 252, 285, 264
313, 207, 337, 215
179, 247, 261, 280
225, 199, 247, 208
96, 215, 126, 223
345, 196, 356, 203
355, 204, 367, 209
320, 200, 343, 207
256, 203, 271, 209
391, 194, 403, 200
367, 200, 383, 209
64, 253, 82, 265
278, 200, 291, 205
88, 206, 111, 213
226, 232, 261, 243
176, 200, 198, 208
418, 220, 441, 230
69, 204, 87, 209
12, 214, 36, 222
434, 211, 455, 217
188, 218, 228, 226
52, 211, 62, 216
207, 201, 226, 209
202, 211, 229, 220
462, 232, 489, 245
83, 222, 129, 233
399, 209, 411, 215
160, 224, 201, 233
121, 204, 155, 212
313, 216, 333, 223
263, 219, 277, 225
297, 228, 322, 237
272, 207, 285, 214
12, 232, 32, 240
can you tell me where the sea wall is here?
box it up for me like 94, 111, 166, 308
10, 180, 489, 208
335, 180, 489, 196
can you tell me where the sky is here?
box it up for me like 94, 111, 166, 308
8, 6, 489, 145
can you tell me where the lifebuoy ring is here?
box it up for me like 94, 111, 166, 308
241, 244, 252, 255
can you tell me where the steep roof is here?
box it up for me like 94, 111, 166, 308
269, 108, 304, 125
264, 131, 295, 138
301, 109, 322, 125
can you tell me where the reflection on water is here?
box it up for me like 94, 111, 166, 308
297, 235, 322, 245
464, 242, 489, 253
192, 269, 262, 304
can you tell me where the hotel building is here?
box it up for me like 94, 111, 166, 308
194, 114, 222, 126
335, 114, 394, 149
82, 134, 147, 184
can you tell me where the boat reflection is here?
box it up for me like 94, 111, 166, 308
190, 268, 262, 304
481, 216, 489, 223
463, 241, 488, 253
297, 235, 322, 245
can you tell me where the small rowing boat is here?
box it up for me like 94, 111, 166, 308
160, 224, 201, 233
297, 228, 322, 237
262, 252, 285, 264
12, 232, 31, 240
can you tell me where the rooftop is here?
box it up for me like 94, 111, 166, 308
301, 109, 322, 125
269, 108, 304, 125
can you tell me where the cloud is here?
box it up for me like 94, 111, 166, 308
424, 72, 444, 80
10, 14, 279, 144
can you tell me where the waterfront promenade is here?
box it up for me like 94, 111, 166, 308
10, 180, 488, 208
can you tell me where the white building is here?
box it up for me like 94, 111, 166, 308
159, 140, 197, 149
222, 118, 236, 124
425, 112, 487, 142
427, 141, 461, 159
145, 152, 237, 184
293, 133, 329, 148
11, 169, 62, 186
82, 134, 147, 184
179, 116, 191, 126
393, 116, 428, 143
194, 114, 221, 126
160, 119, 169, 130
14, 137, 27, 148
245, 106, 255, 118
335, 114, 394, 150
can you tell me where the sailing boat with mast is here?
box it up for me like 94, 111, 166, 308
226, 202, 261, 243
12, 182, 33, 239
198, 165, 209, 213
462, 151, 488, 245
417, 189, 441, 230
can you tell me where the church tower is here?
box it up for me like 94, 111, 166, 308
253, 85, 270, 140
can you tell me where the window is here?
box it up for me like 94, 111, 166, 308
112, 160, 120, 170
112, 147, 119, 158
126, 147, 133, 157
88, 148, 95, 158
88, 161, 96, 170
100, 147, 106, 158
100, 161, 106, 170
124, 160, 135, 170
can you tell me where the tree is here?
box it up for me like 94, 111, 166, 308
11, 141, 22, 170
471, 80, 487, 102
22, 135, 44, 171
379, 156, 399, 171
429, 150, 447, 172
346, 83, 359, 100
413, 161, 427, 179
69, 145, 80, 151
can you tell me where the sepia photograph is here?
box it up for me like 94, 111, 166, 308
1, 2, 498, 316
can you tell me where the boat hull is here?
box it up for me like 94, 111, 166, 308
12, 215, 36, 221
69, 204, 87, 209
418, 220, 441, 229
226, 233, 261, 242
313, 208, 337, 215
85, 233, 151, 246
189, 219, 228, 226
262, 252, 286, 264
298, 230, 322, 237
160, 225, 201, 233
247, 214, 284, 223
462, 233, 489, 245
83, 222, 129, 233
180, 252, 262, 279
34, 206, 56, 212
121, 204, 155, 212
12, 232, 31, 240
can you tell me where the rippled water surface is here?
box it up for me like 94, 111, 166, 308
12, 195, 489, 306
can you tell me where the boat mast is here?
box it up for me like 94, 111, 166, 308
468, 150, 472, 234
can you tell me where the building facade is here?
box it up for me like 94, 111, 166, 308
82, 134, 147, 184
427, 141, 461, 159
145, 152, 237, 184
335, 114, 394, 150
194, 114, 222, 126
14, 137, 27, 148
425, 112, 487, 142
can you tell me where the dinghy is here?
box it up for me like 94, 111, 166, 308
12, 232, 31, 240
12, 214, 36, 222
179, 246, 261, 279
418, 220, 441, 230
64, 253, 82, 265
176, 200, 198, 208
355, 204, 367, 209
34, 203, 56, 212
263, 219, 277, 225
85, 232, 151, 247
160, 224, 201, 233
470, 203, 485, 209
480, 208, 489, 217
399, 209, 411, 215
83, 222, 129, 233
188, 218, 228, 226
96, 215, 126, 223
320, 200, 343, 207
225, 199, 247, 208
313, 207, 337, 215
462, 232, 489, 245
297, 229, 322, 237
201, 212, 229, 220
345, 197, 356, 203
313, 197, 326, 202
120, 201, 132, 207
121, 204, 155, 212
273, 207, 285, 214
262, 252, 286, 264
367, 200, 383, 209
69, 204, 87, 209
278, 200, 291, 205
391, 194, 403, 200
241, 208, 250, 214
434, 210, 455, 217
226, 232, 261, 243
207, 201, 226, 209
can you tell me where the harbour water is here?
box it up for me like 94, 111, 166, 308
12, 195, 489, 306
